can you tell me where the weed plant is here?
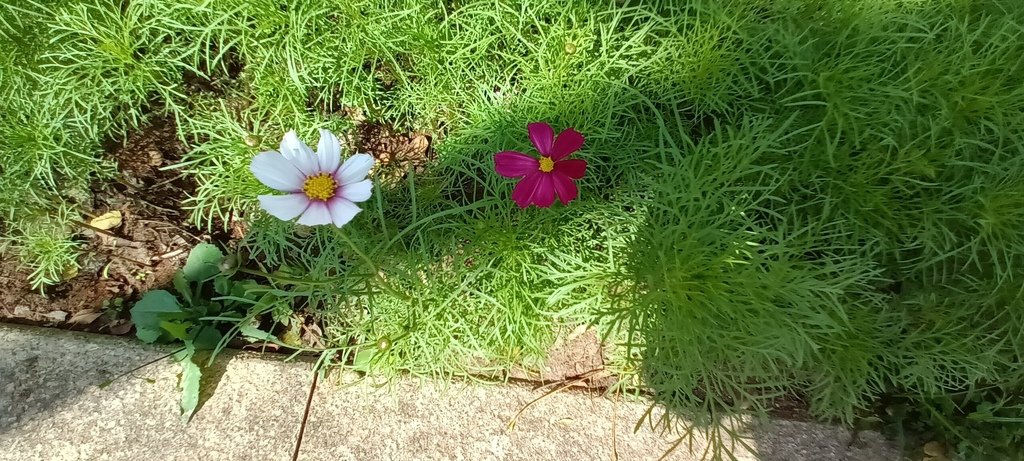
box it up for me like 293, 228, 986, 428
2, 0, 1023, 457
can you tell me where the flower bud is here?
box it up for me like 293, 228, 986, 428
219, 253, 240, 275
244, 134, 262, 148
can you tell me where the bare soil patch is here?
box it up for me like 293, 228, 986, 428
0, 119, 211, 334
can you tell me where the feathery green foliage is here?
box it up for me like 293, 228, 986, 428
2, 0, 1023, 457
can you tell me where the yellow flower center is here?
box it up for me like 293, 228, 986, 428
302, 174, 337, 201
538, 156, 554, 173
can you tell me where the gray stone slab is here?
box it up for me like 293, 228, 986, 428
0, 324, 899, 460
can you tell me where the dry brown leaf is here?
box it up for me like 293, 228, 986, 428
301, 321, 325, 349
89, 211, 123, 230
68, 309, 104, 325
242, 342, 281, 352
108, 320, 134, 335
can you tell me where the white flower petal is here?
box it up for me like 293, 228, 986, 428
316, 128, 342, 173
296, 201, 332, 226
280, 130, 319, 176
250, 152, 305, 192
258, 193, 310, 221
335, 153, 375, 185
327, 197, 362, 228
339, 179, 372, 203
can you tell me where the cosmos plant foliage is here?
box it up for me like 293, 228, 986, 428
2, 1, 1023, 457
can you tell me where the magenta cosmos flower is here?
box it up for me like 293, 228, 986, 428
250, 129, 374, 227
494, 122, 587, 208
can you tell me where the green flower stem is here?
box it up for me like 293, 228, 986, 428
236, 267, 340, 286
336, 228, 411, 302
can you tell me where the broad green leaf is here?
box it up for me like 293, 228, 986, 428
186, 303, 209, 318
191, 326, 223, 351
230, 280, 258, 300
176, 343, 201, 420
183, 243, 224, 282
172, 272, 193, 306
135, 327, 162, 343
239, 323, 274, 341
130, 290, 182, 343
213, 275, 232, 296
160, 320, 190, 342
352, 349, 376, 373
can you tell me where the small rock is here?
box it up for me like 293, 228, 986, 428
13, 305, 31, 318
44, 310, 68, 322
923, 441, 946, 457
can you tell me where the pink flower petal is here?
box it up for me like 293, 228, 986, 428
335, 153, 375, 186
532, 174, 556, 208
511, 171, 544, 208
554, 158, 587, 179
494, 151, 539, 178
296, 201, 332, 226
339, 179, 372, 203
549, 128, 584, 161
551, 172, 579, 205
316, 129, 342, 173
528, 122, 554, 156
280, 130, 320, 176
327, 197, 362, 228
250, 152, 305, 192
258, 193, 310, 220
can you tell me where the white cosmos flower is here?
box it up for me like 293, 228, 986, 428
250, 129, 374, 227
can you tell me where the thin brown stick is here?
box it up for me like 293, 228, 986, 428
98, 347, 185, 389
105, 252, 154, 267
133, 197, 181, 214
507, 369, 603, 432
611, 390, 620, 461
530, 367, 605, 392
145, 173, 186, 190
291, 369, 320, 461
73, 220, 142, 248
152, 248, 186, 261
138, 220, 203, 243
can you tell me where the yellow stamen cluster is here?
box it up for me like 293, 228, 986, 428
302, 174, 337, 201
538, 156, 555, 173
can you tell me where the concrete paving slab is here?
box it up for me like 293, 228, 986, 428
0, 324, 899, 460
